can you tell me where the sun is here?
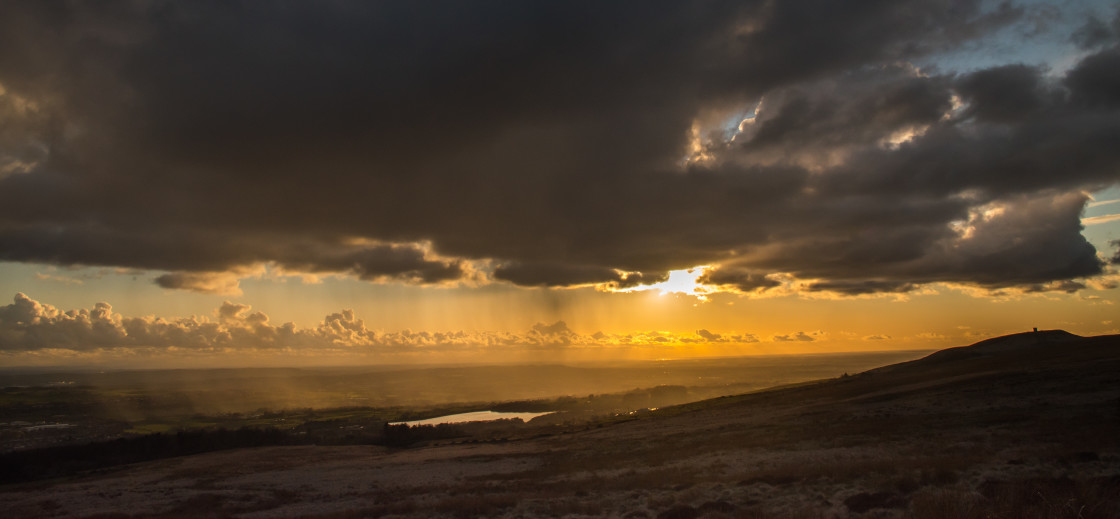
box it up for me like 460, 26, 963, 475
613, 266, 713, 300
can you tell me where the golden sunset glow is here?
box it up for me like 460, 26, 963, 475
0, 1, 1117, 368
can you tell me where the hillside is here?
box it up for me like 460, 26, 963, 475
2, 331, 1118, 518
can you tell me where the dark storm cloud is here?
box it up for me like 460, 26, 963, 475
0, 223, 463, 286
0, 0, 1116, 295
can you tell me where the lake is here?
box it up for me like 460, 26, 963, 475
390, 410, 553, 426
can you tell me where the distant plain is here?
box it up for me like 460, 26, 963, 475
1, 349, 926, 449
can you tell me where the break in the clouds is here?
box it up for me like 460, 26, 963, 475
1, 1, 1118, 296
0, 293, 765, 357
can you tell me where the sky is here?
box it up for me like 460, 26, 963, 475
1, 0, 1119, 367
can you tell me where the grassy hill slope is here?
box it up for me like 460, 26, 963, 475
2, 331, 1118, 518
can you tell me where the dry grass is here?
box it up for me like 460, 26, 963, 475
908, 477, 1120, 519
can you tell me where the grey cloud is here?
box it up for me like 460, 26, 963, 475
531, 321, 572, 336
294, 243, 465, 284
0, 1, 1113, 296
693, 329, 759, 343
956, 65, 1050, 123
812, 59, 1120, 199
614, 271, 671, 289
698, 267, 781, 292
1072, 17, 1112, 49
806, 280, 917, 296
918, 192, 1102, 287
216, 301, 265, 325
774, 332, 816, 342
493, 260, 668, 289
1064, 46, 1120, 109
155, 271, 244, 295
529, 320, 577, 347
494, 263, 625, 288
1071, 9, 1120, 49
696, 329, 722, 342
735, 65, 955, 164
749, 192, 1102, 293
1023, 280, 1087, 293
0, 84, 49, 178
703, 53, 1115, 293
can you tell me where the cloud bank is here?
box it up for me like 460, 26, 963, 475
0, 294, 768, 359
0, 1, 1117, 296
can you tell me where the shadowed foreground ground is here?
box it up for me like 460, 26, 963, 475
2, 330, 1118, 518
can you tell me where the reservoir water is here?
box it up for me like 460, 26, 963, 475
390, 410, 553, 426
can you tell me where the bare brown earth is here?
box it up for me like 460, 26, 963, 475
2, 330, 1119, 518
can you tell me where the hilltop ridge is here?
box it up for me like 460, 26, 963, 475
921, 328, 1081, 358
866, 329, 1114, 375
